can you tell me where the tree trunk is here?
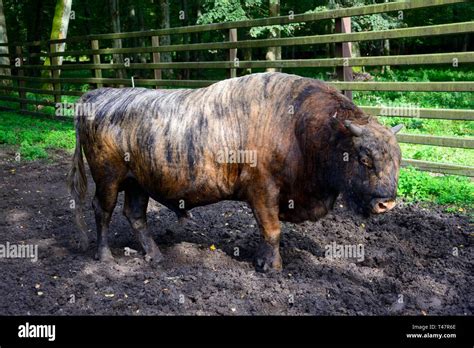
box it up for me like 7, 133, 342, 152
0, 0, 10, 87
182, 0, 190, 80
129, 3, 138, 57
381, 0, 390, 73
381, 38, 390, 73
109, 0, 126, 82
42, 0, 72, 89
137, 2, 147, 64
26, 0, 44, 76
49, 0, 72, 66
192, 1, 203, 79
158, 0, 172, 78
243, 47, 252, 75
462, 34, 469, 52
352, 42, 361, 58
266, 0, 281, 72
129, 2, 146, 77
83, 0, 92, 35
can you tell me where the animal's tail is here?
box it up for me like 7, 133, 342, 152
67, 117, 89, 251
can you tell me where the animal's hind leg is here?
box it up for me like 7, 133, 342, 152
92, 182, 119, 262
123, 181, 163, 263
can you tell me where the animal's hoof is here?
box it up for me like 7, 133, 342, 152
96, 248, 115, 263
145, 250, 163, 263
72, 233, 89, 252
254, 242, 282, 273
78, 240, 89, 253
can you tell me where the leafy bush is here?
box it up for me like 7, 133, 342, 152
19, 141, 48, 160
398, 167, 473, 207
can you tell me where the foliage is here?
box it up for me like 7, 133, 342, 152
196, 0, 301, 38
19, 140, 48, 159
398, 167, 473, 208
197, 0, 260, 24
0, 112, 75, 160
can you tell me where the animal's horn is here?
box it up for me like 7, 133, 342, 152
344, 120, 363, 137
391, 124, 404, 134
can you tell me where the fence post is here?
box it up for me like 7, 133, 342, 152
151, 36, 161, 88
15, 45, 26, 110
91, 40, 103, 88
335, 17, 353, 100
50, 43, 61, 105
229, 29, 237, 78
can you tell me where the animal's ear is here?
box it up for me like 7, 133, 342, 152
329, 112, 345, 132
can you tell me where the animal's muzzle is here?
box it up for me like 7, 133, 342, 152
370, 198, 396, 214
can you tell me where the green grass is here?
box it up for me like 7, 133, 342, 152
0, 111, 75, 160
0, 111, 472, 210
377, 116, 474, 166
398, 167, 473, 209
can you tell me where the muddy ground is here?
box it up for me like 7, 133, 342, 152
0, 148, 472, 315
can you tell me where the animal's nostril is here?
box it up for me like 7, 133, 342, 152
372, 199, 396, 214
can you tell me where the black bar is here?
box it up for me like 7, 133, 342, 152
0, 316, 472, 346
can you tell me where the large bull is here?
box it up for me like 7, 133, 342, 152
68, 72, 402, 272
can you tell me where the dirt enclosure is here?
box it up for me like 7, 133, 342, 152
0, 148, 472, 316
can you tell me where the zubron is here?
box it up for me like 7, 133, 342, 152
68, 72, 402, 272
0, 242, 38, 262
18, 322, 56, 342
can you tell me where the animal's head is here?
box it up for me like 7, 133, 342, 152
330, 115, 403, 216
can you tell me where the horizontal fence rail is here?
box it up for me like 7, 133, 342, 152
2, 21, 471, 58
0, 0, 473, 176
401, 159, 473, 176
4, 52, 474, 70
3, 75, 474, 91
359, 107, 474, 121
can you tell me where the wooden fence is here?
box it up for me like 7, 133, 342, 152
0, 0, 473, 176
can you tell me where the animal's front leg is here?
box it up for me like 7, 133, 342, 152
249, 182, 282, 272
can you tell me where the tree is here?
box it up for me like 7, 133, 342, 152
41, 0, 72, 90
0, 0, 10, 87
125, 0, 147, 78
266, 0, 281, 72
181, 0, 190, 79
49, 0, 72, 66
25, 0, 44, 75
109, 0, 126, 81
158, 0, 172, 78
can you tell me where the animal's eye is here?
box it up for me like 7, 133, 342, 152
360, 156, 373, 168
